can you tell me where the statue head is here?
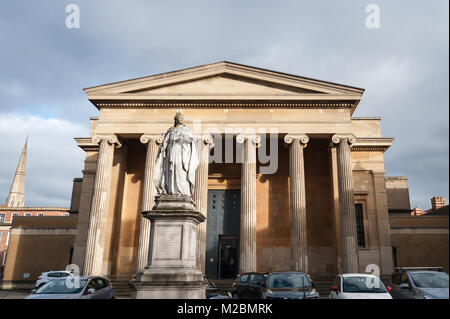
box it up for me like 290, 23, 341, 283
174, 112, 184, 126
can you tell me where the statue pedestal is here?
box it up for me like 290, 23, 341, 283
130, 196, 206, 299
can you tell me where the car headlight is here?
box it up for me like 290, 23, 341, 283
424, 295, 433, 299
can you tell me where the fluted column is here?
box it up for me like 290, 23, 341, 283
136, 134, 163, 274
193, 135, 214, 273
84, 134, 121, 276
284, 134, 309, 273
236, 134, 260, 273
332, 134, 359, 273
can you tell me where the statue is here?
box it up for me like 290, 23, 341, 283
153, 112, 198, 198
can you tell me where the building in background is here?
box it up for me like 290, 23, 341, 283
386, 178, 449, 272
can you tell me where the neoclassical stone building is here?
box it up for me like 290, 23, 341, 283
71, 61, 394, 281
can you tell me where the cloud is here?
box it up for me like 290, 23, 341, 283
0, 0, 448, 209
0, 114, 87, 207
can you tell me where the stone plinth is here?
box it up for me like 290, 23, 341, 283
130, 195, 206, 299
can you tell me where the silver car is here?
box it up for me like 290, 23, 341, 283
26, 276, 115, 299
391, 271, 449, 299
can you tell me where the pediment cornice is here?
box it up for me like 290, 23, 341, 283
84, 61, 365, 113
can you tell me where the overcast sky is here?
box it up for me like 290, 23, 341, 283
0, 0, 448, 209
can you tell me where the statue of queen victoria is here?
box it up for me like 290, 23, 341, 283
153, 112, 199, 199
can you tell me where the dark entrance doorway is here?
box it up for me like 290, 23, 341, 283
219, 235, 238, 278
205, 190, 240, 279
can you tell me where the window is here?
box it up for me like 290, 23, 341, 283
0, 231, 2, 241
62, 213, 69, 216
0, 214, 5, 223
11, 213, 19, 222
47, 272, 60, 278
38, 213, 44, 217
354, 204, 366, 248
95, 278, 107, 289
24, 213, 32, 217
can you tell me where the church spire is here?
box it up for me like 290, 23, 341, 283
6, 137, 27, 207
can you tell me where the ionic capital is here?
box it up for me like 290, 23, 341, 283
92, 134, 122, 148
284, 134, 309, 148
236, 134, 261, 147
140, 134, 163, 145
194, 134, 215, 149
331, 134, 357, 147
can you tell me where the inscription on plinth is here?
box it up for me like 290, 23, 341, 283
155, 225, 182, 260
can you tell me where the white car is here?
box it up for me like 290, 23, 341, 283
35, 270, 73, 289
328, 273, 393, 299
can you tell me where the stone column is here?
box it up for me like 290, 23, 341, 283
236, 134, 260, 274
84, 135, 121, 276
284, 134, 309, 273
331, 134, 359, 273
193, 135, 214, 273
136, 134, 163, 274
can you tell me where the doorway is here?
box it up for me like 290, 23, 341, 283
205, 190, 240, 279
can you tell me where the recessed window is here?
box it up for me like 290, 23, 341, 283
354, 204, 366, 248
0, 214, 5, 223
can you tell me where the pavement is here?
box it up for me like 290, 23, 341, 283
0, 289, 30, 299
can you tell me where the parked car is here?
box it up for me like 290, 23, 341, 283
390, 270, 449, 299
35, 270, 74, 289
328, 274, 392, 299
26, 276, 115, 299
231, 272, 267, 299
263, 272, 319, 299
204, 275, 231, 299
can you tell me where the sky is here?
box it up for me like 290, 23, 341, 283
0, 0, 448, 209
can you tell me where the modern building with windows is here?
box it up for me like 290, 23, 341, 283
69, 61, 397, 282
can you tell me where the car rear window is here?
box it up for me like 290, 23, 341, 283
343, 276, 387, 293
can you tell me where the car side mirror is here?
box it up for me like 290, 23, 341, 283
400, 283, 409, 289
87, 288, 96, 294
331, 286, 338, 292
387, 286, 393, 292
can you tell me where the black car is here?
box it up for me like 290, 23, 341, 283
263, 272, 319, 299
231, 272, 267, 299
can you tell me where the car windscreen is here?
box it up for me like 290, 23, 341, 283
34, 279, 88, 294
266, 273, 309, 289
410, 272, 449, 288
342, 276, 387, 293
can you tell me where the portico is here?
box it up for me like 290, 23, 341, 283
71, 61, 394, 281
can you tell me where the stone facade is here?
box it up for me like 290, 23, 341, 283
71, 62, 396, 281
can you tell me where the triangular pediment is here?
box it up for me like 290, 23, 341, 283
127, 74, 322, 96
84, 61, 364, 109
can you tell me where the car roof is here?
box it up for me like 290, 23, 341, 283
268, 271, 308, 275
407, 271, 447, 275
341, 273, 379, 278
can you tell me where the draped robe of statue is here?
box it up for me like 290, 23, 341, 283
153, 125, 198, 197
